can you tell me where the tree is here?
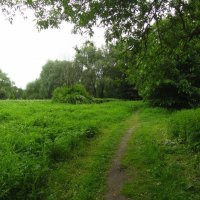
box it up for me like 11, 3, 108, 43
39, 60, 72, 98
24, 42, 139, 100
25, 79, 42, 99
12, 86, 24, 99
132, 14, 200, 108
25, 60, 82, 99
0, 69, 17, 99
74, 41, 139, 99
101, 43, 140, 99
74, 41, 104, 96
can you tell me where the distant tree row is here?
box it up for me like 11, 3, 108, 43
25, 41, 139, 100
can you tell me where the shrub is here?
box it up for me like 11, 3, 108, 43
147, 80, 200, 109
0, 88, 8, 99
169, 108, 200, 149
84, 126, 100, 139
52, 84, 92, 104
49, 126, 99, 162
93, 98, 114, 104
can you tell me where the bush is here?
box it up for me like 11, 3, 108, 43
0, 89, 8, 99
93, 98, 115, 104
147, 80, 200, 109
169, 108, 200, 149
52, 84, 92, 104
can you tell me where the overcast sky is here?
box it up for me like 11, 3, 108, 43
0, 12, 105, 89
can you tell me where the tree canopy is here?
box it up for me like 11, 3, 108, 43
2, 0, 200, 108
2, 1, 200, 44
133, 17, 200, 108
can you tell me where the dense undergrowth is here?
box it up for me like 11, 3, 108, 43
170, 108, 200, 150
122, 106, 200, 199
0, 100, 137, 200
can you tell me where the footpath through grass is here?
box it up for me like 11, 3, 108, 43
46, 110, 140, 200
122, 106, 200, 200
0, 100, 140, 200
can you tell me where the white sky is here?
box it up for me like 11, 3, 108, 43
0, 12, 105, 89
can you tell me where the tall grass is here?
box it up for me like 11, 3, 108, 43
0, 100, 136, 199
122, 107, 200, 200
169, 108, 200, 149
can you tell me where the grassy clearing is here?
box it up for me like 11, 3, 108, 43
0, 100, 139, 199
122, 106, 200, 200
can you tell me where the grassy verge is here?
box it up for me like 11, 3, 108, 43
122, 107, 200, 200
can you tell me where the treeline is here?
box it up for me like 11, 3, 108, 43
1, 1, 200, 109
25, 0, 200, 108
0, 42, 139, 101
25, 41, 139, 100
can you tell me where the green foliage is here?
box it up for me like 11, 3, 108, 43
2, 0, 200, 107
25, 60, 79, 99
98, 43, 140, 100
52, 84, 92, 104
133, 14, 200, 108
73, 41, 139, 99
1, 0, 190, 44
0, 100, 134, 199
25, 42, 138, 100
74, 41, 103, 97
25, 79, 42, 99
93, 98, 115, 104
169, 108, 200, 149
122, 106, 200, 200
0, 69, 23, 99
0, 88, 8, 99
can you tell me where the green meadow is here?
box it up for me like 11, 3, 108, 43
0, 100, 200, 200
0, 100, 137, 199
1, 1, 200, 200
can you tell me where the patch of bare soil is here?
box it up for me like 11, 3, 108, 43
105, 127, 135, 200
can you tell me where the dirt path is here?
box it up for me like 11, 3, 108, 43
105, 126, 135, 200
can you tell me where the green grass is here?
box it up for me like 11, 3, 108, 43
2, 100, 200, 200
0, 100, 140, 200
169, 108, 200, 149
122, 106, 200, 200
46, 113, 139, 200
